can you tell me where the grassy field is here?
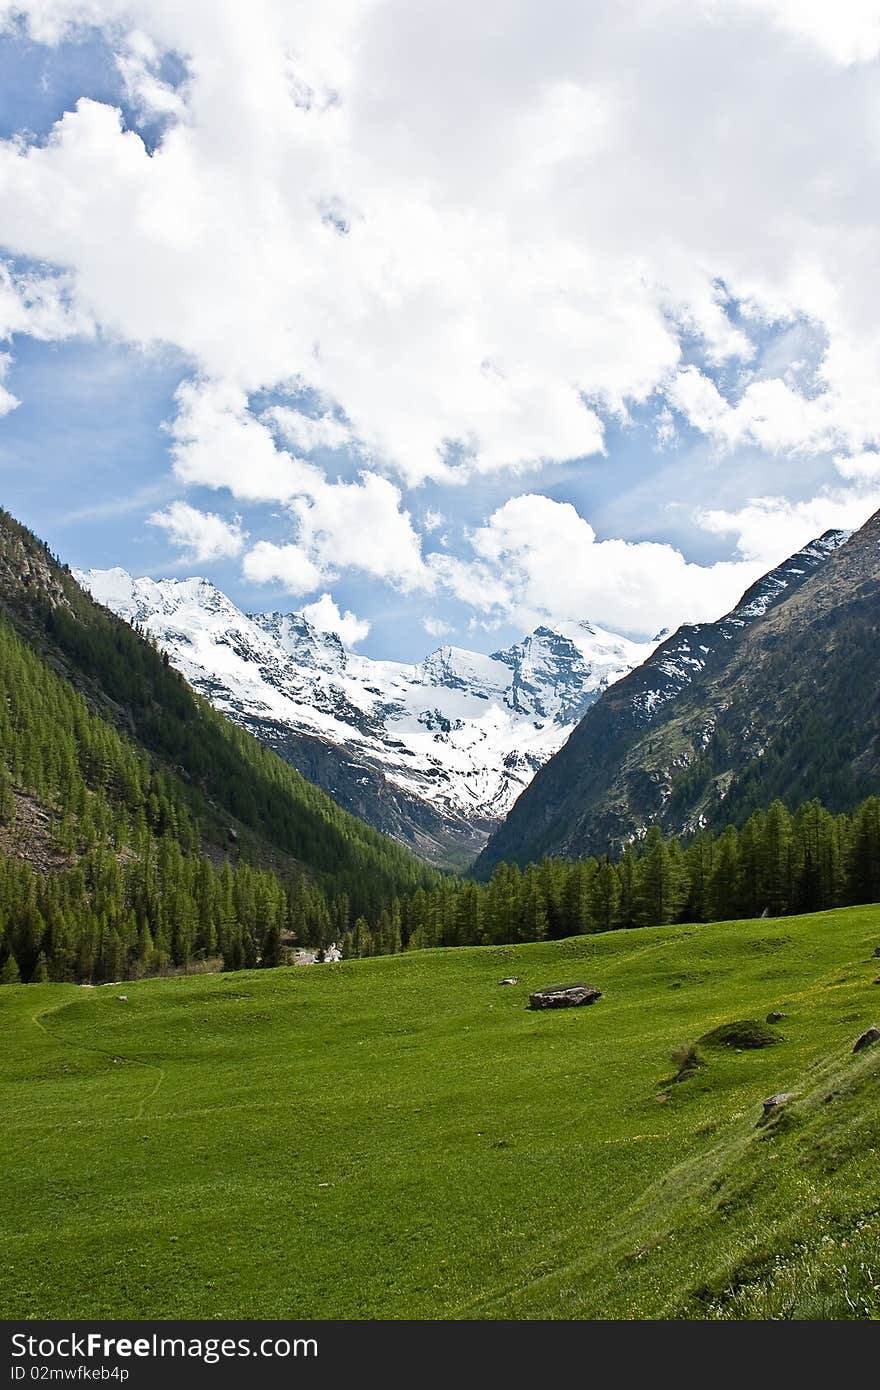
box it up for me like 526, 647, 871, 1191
2, 905, 880, 1320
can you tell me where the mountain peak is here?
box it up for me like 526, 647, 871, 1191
476, 520, 869, 873
74, 568, 653, 865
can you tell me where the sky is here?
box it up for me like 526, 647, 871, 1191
1, 2, 880, 660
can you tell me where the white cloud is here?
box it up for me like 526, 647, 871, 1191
4, 0, 880, 491
734, 1, 880, 64
697, 490, 880, 567
0, 351, 18, 415
263, 405, 355, 454
291, 471, 429, 592
666, 366, 842, 455
423, 509, 445, 532
834, 449, 880, 481
433, 494, 767, 637
169, 380, 324, 502
301, 591, 370, 645
422, 615, 453, 638
242, 539, 323, 595
171, 378, 431, 593
0, 259, 92, 341
2, 0, 880, 648
115, 27, 188, 122
148, 499, 246, 562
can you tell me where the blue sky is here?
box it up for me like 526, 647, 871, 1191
1, 3, 879, 661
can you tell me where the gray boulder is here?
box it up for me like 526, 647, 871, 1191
766, 1011, 786, 1023
762, 1091, 795, 1116
853, 1025, 880, 1053
529, 982, 602, 1010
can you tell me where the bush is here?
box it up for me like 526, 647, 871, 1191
671, 1042, 705, 1079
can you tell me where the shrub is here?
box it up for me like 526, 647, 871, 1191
671, 1042, 705, 1079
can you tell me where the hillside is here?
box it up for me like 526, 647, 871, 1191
2, 904, 879, 1319
0, 508, 436, 982
74, 567, 656, 869
476, 521, 874, 872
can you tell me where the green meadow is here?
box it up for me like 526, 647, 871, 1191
3, 905, 880, 1320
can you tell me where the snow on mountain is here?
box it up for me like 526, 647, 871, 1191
630, 530, 850, 724
75, 567, 655, 864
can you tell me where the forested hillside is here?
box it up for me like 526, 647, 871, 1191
478, 511, 880, 871
0, 509, 436, 983
397, 794, 880, 949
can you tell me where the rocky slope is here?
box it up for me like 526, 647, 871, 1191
74, 568, 656, 867
475, 526, 862, 872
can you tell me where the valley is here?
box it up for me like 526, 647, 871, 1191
2, 904, 878, 1319
75, 567, 656, 868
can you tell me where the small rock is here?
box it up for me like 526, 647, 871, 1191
762, 1092, 795, 1116
528, 982, 602, 1010
498, 977, 519, 986
766, 1011, 786, 1023
874, 946, 880, 957
116, 995, 128, 1002
853, 1025, 880, 1053
873, 977, 880, 985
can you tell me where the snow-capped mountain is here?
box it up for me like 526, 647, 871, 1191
629, 531, 849, 722
73, 566, 656, 866
476, 527, 854, 874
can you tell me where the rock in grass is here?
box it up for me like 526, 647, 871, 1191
528, 983, 602, 1010
766, 1011, 786, 1023
874, 946, 880, 957
762, 1091, 795, 1116
699, 1019, 781, 1049
498, 977, 519, 986
853, 1025, 880, 1053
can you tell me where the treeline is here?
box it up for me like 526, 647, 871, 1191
0, 507, 436, 915
3, 756, 880, 983
2, 509, 880, 985
0, 836, 345, 984
370, 796, 880, 954
0, 612, 430, 913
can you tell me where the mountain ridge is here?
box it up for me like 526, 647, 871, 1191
74, 566, 656, 867
475, 524, 861, 873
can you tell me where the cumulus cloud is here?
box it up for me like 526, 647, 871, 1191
115, 27, 188, 122
4, 0, 880, 492
430, 494, 767, 637
735, 0, 880, 64
301, 591, 370, 645
242, 539, 323, 595
835, 449, 880, 481
166, 378, 431, 593
169, 380, 323, 502
148, 500, 246, 562
291, 472, 429, 593
3, 1, 880, 647
422, 615, 453, 638
0, 351, 18, 415
0, 259, 92, 341
697, 490, 880, 567
667, 366, 843, 455
263, 405, 355, 454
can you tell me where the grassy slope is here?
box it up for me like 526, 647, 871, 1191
2, 905, 880, 1320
